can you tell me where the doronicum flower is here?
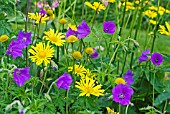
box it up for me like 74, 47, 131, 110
115, 78, 126, 85
43, 28, 66, 46
68, 23, 77, 31
28, 12, 49, 24
75, 76, 104, 97
68, 64, 87, 78
13, 67, 30, 87
29, 41, 54, 66
150, 52, 163, 66
85, 47, 94, 55
106, 107, 119, 114
0, 34, 9, 42
122, 2, 135, 11
158, 22, 170, 36
72, 51, 82, 60
66, 35, 78, 43
143, 10, 157, 19
149, 19, 156, 25
112, 84, 134, 105
85, 2, 106, 12
60, 18, 67, 24
56, 72, 73, 90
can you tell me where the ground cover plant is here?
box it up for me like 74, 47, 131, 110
1, 0, 170, 113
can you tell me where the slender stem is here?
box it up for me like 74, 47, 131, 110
91, 10, 98, 30
125, 105, 129, 114
109, 43, 120, 66
163, 100, 168, 114
82, 0, 85, 20
47, 82, 55, 94
39, 68, 47, 98
152, 68, 156, 109
119, 104, 122, 114
103, 3, 110, 22
56, 46, 59, 67
66, 90, 69, 114
5, 73, 9, 100
69, 0, 77, 26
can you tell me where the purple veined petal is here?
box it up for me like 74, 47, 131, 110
150, 52, 163, 66
77, 20, 91, 39
103, 21, 116, 34
138, 55, 148, 62
91, 48, 99, 58
124, 70, 134, 86
142, 49, 150, 55
66, 28, 78, 38
56, 72, 73, 90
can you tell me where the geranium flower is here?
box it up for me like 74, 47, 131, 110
6, 40, 23, 59
16, 30, 32, 48
13, 67, 30, 87
77, 20, 91, 39
90, 48, 99, 59
138, 49, 150, 62
75, 76, 104, 97
124, 70, 134, 86
112, 84, 134, 105
43, 28, 65, 46
29, 42, 54, 66
150, 52, 163, 66
56, 72, 73, 90
103, 21, 116, 34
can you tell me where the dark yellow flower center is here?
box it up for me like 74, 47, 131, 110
38, 51, 46, 58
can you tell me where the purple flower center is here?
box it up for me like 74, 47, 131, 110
23, 37, 27, 42
105, 28, 109, 32
119, 93, 125, 99
16, 71, 20, 75
155, 58, 159, 62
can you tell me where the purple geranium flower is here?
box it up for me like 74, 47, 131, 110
138, 49, 150, 62
91, 48, 98, 58
124, 70, 134, 86
77, 20, 91, 39
13, 67, 30, 87
56, 72, 73, 90
66, 28, 78, 38
6, 40, 23, 59
103, 21, 116, 34
151, 52, 163, 66
39, 8, 46, 16
112, 84, 134, 105
16, 30, 32, 48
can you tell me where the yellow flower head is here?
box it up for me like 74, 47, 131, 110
66, 35, 78, 43
68, 64, 87, 78
85, 2, 106, 12
158, 22, 170, 36
28, 12, 49, 24
85, 47, 94, 55
75, 76, 104, 97
29, 42, 54, 66
122, 2, 135, 11
60, 18, 67, 24
0, 35, 9, 42
143, 10, 157, 19
72, 51, 82, 60
106, 107, 119, 114
43, 28, 66, 46
108, 0, 115, 3
46, 9, 53, 15
149, 19, 156, 25
68, 23, 77, 31
115, 78, 126, 85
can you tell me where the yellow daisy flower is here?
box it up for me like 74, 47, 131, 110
29, 41, 54, 66
0, 35, 9, 42
106, 107, 119, 114
66, 35, 78, 43
85, 47, 94, 55
72, 51, 82, 60
143, 10, 157, 19
68, 64, 87, 78
85, 2, 106, 12
28, 12, 49, 24
149, 19, 156, 25
75, 76, 104, 97
115, 78, 126, 85
122, 2, 135, 11
68, 23, 77, 31
108, 0, 115, 3
158, 22, 170, 36
60, 18, 67, 24
43, 28, 66, 46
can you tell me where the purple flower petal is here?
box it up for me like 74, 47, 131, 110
91, 48, 98, 58
66, 28, 78, 38
124, 70, 134, 86
77, 20, 90, 39
56, 72, 73, 90
112, 84, 134, 105
13, 67, 30, 87
138, 49, 150, 62
103, 21, 116, 34
6, 40, 23, 59
16, 30, 32, 48
151, 52, 163, 66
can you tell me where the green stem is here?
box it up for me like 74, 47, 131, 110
39, 68, 47, 98
82, 0, 85, 19
119, 104, 122, 114
103, 3, 110, 22
163, 100, 168, 114
66, 90, 69, 114
5, 73, 9, 100
153, 68, 156, 109
69, 0, 77, 26
109, 43, 120, 66
91, 10, 98, 30
125, 105, 129, 114
56, 46, 59, 67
